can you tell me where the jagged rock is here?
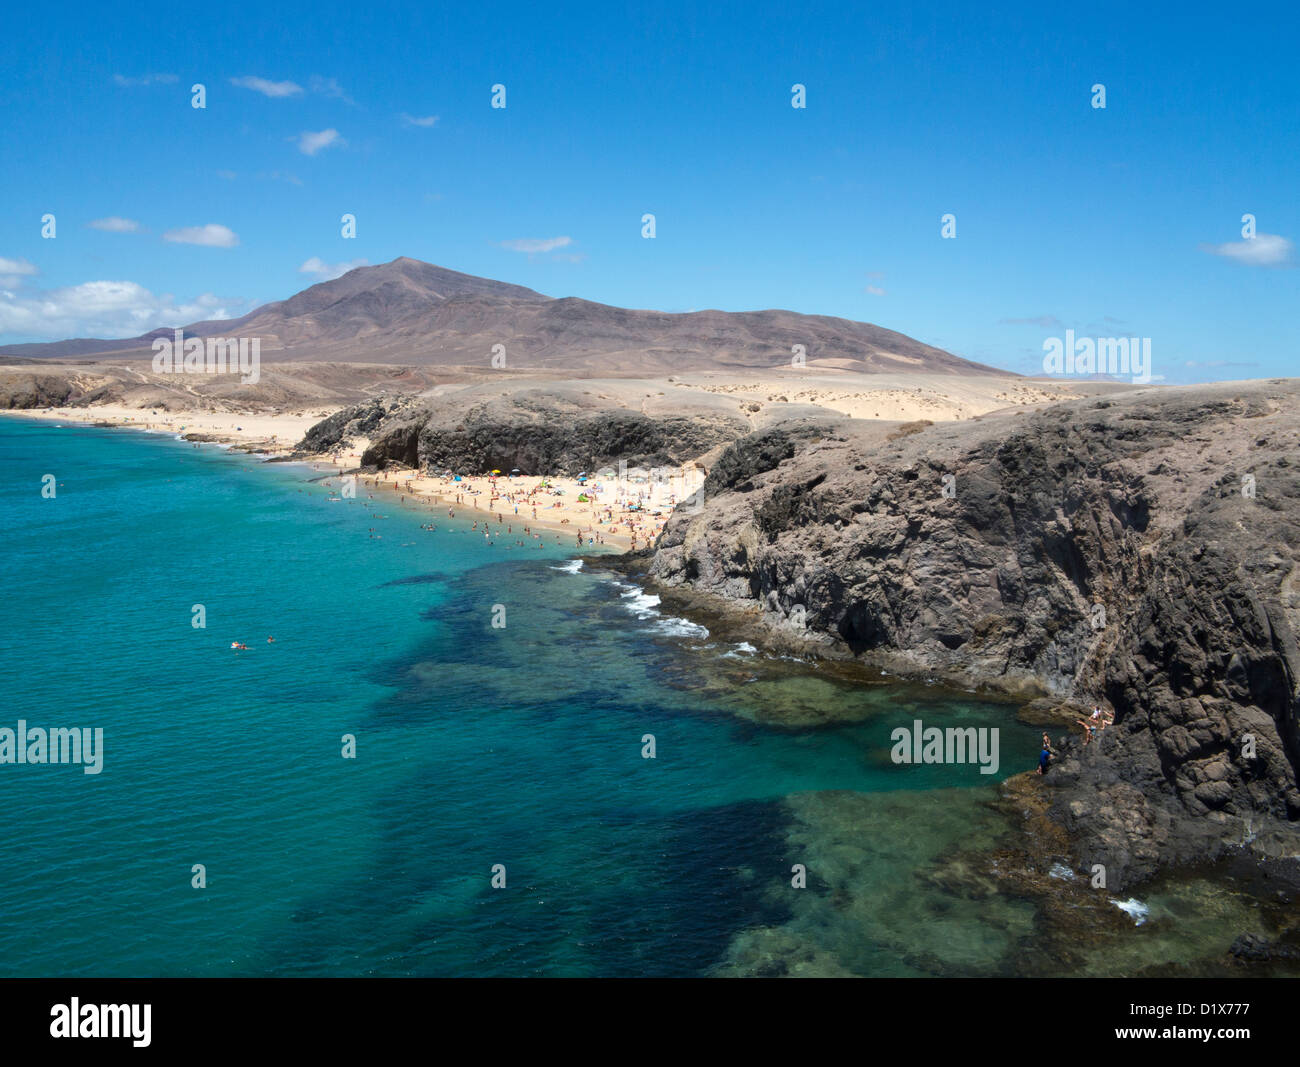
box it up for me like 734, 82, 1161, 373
300, 383, 756, 475
637, 380, 1300, 889
0, 374, 75, 408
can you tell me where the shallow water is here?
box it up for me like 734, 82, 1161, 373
0, 417, 1266, 977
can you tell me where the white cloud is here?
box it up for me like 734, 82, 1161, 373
500, 236, 572, 253
865, 285, 885, 296
1200, 233, 1293, 267
401, 113, 440, 127
298, 257, 369, 280
0, 257, 39, 286
113, 73, 178, 87
162, 224, 240, 248
89, 216, 142, 233
295, 128, 344, 156
230, 75, 303, 98
0, 280, 246, 340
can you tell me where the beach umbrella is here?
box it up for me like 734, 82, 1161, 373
511, 468, 521, 475
492, 469, 501, 474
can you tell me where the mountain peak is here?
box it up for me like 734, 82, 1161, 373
0, 259, 1008, 377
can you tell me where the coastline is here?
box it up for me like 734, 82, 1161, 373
0, 404, 696, 552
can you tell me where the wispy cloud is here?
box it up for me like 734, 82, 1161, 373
89, 217, 142, 233
309, 76, 354, 104
113, 73, 178, 87
162, 224, 239, 248
298, 257, 369, 280
1200, 233, 1293, 267
295, 129, 344, 156
500, 237, 572, 254
865, 285, 885, 296
230, 75, 304, 98
1000, 314, 1064, 329
401, 113, 440, 127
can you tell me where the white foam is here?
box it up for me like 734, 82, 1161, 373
614, 583, 709, 640
551, 559, 584, 574
1048, 863, 1076, 881
620, 589, 662, 618
654, 617, 710, 639
1111, 898, 1149, 925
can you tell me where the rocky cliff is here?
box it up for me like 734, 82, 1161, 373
635, 380, 1300, 889
298, 381, 762, 476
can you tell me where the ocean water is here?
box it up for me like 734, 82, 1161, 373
0, 417, 1043, 977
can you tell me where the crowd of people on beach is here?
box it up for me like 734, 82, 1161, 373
337, 466, 704, 551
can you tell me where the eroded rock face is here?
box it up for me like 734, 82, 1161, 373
405, 410, 733, 476
0, 373, 82, 408
643, 380, 1300, 888
296, 396, 421, 454
302, 386, 754, 476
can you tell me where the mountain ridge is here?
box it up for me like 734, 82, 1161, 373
0, 257, 1009, 377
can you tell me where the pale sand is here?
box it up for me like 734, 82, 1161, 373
348, 468, 706, 551
9, 404, 328, 452
667, 371, 1079, 423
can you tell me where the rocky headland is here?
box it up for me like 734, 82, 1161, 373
620, 378, 1300, 894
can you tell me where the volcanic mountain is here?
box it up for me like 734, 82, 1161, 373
0, 257, 1005, 376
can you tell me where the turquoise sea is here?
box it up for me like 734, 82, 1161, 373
0, 416, 1074, 976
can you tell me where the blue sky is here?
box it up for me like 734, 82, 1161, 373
1, 0, 1296, 381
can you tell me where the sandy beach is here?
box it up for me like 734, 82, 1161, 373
2, 370, 1120, 552
342, 466, 705, 551
9, 404, 330, 453
8, 403, 705, 550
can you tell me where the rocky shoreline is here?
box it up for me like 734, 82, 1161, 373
614, 379, 1300, 899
